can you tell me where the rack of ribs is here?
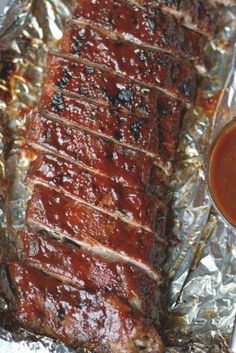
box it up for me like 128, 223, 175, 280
0, 0, 222, 352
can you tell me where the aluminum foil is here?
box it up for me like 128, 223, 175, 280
0, 0, 32, 49
0, 328, 78, 353
0, 1, 236, 353
165, 7, 236, 352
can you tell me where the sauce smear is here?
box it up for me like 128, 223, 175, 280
209, 119, 236, 227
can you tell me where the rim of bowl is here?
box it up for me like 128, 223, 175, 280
207, 117, 236, 230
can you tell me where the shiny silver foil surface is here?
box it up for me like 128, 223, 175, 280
165, 6, 236, 352
0, 328, 78, 353
0, 1, 236, 353
0, 0, 32, 48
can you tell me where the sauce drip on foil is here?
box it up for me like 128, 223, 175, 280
209, 119, 236, 227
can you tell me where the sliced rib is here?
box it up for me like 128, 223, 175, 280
20, 228, 161, 322
4, 262, 164, 353
45, 53, 159, 117
43, 53, 185, 168
27, 115, 154, 190
131, 0, 221, 37
60, 23, 197, 103
26, 184, 166, 278
40, 70, 185, 164
40, 89, 160, 158
73, 0, 206, 64
27, 153, 165, 232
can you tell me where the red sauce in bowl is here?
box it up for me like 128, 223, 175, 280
209, 119, 236, 227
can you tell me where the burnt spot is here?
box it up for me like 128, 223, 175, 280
57, 66, 73, 89
103, 89, 133, 108
179, 80, 195, 102
85, 66, 94, 74
130, 118, 147, 140
57, 76, 69, 89
118, 89, 134, 104
113, 130, 123, 141
103, 90, 118, 106
52, 92, 64, 113
139, 51, 147, 63
72, 29, 86, 55
147, 17, 157, 31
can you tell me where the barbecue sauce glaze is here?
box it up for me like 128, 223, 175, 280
209, 119, 236, 227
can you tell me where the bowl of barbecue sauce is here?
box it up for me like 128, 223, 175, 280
208, 118, 236, 228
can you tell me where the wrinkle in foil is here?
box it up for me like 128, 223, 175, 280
0, 0, 32, 49
165, 8, 236, 353
0, 1, 235, 353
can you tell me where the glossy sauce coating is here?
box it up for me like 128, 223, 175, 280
7, 263, 164, 353
27, 153, 162, 230
135, 0, 220, 36
40, 88, 160, 157
74, 0, 206, 63
61, 24, 197, 102
209, 121, 236, 227
26, 184, 166, 272
27, 115, 153, 190
46, 53, 158, 117
21, 228, 160, 321
40, 86, 185, 162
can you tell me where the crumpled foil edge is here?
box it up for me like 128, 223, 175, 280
165, 6, 236, 352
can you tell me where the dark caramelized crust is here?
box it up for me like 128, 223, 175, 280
134, 0, 221, 37
60, 23, 197, 103
157, 95, 185, 161
40, 86, 185, 161
26, 184, 166, 276
40, 87, 185, 163
20, 228, 160, 322
40, 89, 160, 157
27, 115, 153, 190
7, 262, 164, 352
46, 53, 158, 116
27, 153, 162, 231
73, 0, 206, 63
